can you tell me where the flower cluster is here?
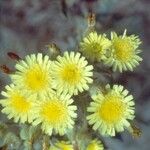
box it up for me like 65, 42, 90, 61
80, 30, 142, 72
0, 52, 93, 136
0, 29, 142, 149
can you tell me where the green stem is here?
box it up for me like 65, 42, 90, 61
42, 135, 49, 150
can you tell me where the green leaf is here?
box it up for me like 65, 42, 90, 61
3, 132, 21, 149
20, 125, 29, 140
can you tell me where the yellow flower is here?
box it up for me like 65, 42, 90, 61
49, 146, 58, 150
49, 141, 73, 150
80, 32, 111, 62
55, 141, 73, 150
0, 84, 36, 123
10, 53, 54, 96
32, 93, 77, 135
87, 139, 104, 150
51, 51, 93, 95
103, 30, 142, 72
87, 84, 135, 136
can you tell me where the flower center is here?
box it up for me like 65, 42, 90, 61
99, 94, 125, 123
41, 101, 67, 125
60, 64, 81, 85
90, 42, 102, 53
113, 38, 133, 62
24, 65, 49, 91
11, 93, 30, 113
85, 42, 102, 56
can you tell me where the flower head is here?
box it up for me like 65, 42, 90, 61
87, 84, 135, 136
10, 53, 54, 96
87, 139, 104, 150
0, 84, 36, 123
49, 146, 57, 150
103, 30, 142, 72
51, 51, 93, 95
80, 32, 111, 62
49, 141, 73, 150
32, 93, 77, 135
55, 141, 73, 150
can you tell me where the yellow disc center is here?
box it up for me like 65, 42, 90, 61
99, 94, 125, 123
41, 101, 67, 125
60, 64, 81, 85
24, 65, 49, 91
113, 38, 133, 62
11, 93, 30, 113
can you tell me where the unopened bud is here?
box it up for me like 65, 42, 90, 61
87, 12, 95, 27
7, 52, 21, 61
0, 65, 13, 74
46, 43, 61, 59
129, 124, 142, 138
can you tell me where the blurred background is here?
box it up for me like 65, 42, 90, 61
0, 0, 150, 150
